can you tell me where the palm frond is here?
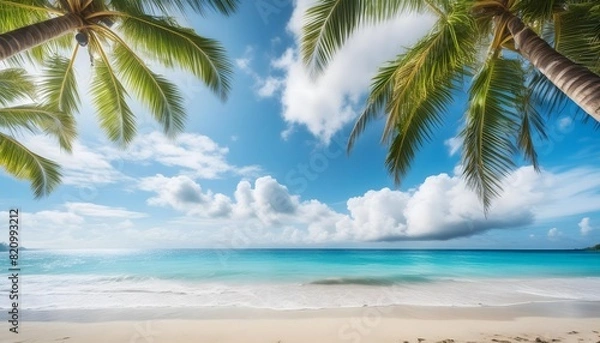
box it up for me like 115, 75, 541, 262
513, 0, 560, 23
89, 35, 136, 146
301, 0, 368, 75
0, 105, 76, 151
109, 34, 186, 138
516, 68, 547, 170
118, 13, 232, 100
39, 51, 80, 116
347, 59, 397, 152
354, 4, 477, 183
301, 0, 428, 75
461, 55, 522, 211
0, 0, 70, 65
553, 2, 600, 73
386, 76, 456, 183
0, 0, 56, 32
108, 0, 238, 16
529, 68, 573, 116
382, 4, 478, 141
0, 68, 35, 106
0, 132, 61, 198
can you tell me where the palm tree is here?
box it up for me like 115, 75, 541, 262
0, 68, 76, 197
301, 0, 600, 209
0, 0, 238, 146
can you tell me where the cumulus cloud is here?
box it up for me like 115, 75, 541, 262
15, 165, 600, 249
107, 131, 260, 179
138, 175, 304, 223
548, 228, 561, 239
138, 174, 233, 217
257, 0, 435, 143
139, 166, 600, 244
12, 131, 260, 190
334, 171, 536, 242
579, 217, 593, 236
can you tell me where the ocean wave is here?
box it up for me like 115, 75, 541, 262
13, 275, 600, 311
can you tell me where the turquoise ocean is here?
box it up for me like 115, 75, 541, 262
13, 249, 600, 310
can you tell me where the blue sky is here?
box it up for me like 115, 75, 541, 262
1, 0, 600, 249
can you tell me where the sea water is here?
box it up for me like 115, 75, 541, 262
10, 249, 600, 310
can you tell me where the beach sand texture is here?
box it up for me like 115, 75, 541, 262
3, 307, 600, 343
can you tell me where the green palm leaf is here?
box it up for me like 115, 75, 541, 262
39, 52, 80, 116
0, 132, 61, 198
553, 2, 600, 73
461, 55, 522, 210
89, 40, 136, 146
118, 14, 232, 100
302, 0, 600, 211
0, 68, 35, 106
0, 0, 71, 65
301, 0, 369, 75
386, 76, 455, 183
301, 0, 432, 74
109, 0, 238, 16
516, 97, 545, 171
111, 41, 186, 137
514, 0, 561, 23
382, 4, 476, 141
0, 105, 76, 151
0, 0, 54, 32
529, 68, 571, 115
516, 64, 547, 171
347, 59, 397, 152
0, 0, 239, 199
351, 3, 477, 184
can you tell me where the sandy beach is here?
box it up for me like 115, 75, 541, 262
4, 303, 600, 343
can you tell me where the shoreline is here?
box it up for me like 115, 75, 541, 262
15, 300, 600, 322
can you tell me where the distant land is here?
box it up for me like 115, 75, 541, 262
0, 242, 23, 251
584, 244, 600, 251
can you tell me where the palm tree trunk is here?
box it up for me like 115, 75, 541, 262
503, 12, 600, 122
0, 13, 83, 61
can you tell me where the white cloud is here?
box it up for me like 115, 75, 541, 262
108, 131, 254, 179
236, 47, 284, 98
24, 210, 85, 228
0, 202, 149, 248
557, 117, 574, 133
14, 131, 260, 190
257, 76, 285, 98
138, 174, 233, 217
64, 202, 147, 219
13, 165, 600, 249
139, 166, 600, 244
261, 1, 435, 143
548, 227, 561, 239
579, 217, 593, 236
20, 136, 128, 186
444, 136, 463, 156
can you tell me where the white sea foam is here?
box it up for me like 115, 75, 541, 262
12, 275, 600, 310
